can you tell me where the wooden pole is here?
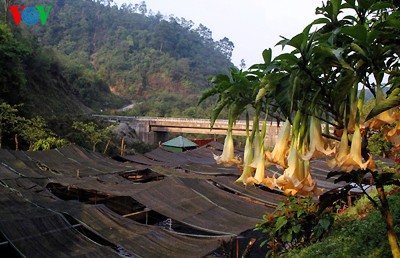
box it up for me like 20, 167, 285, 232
103, 139, 111, 154
120, 137, 125, 156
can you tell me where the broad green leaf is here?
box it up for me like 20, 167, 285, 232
358, 0, 375, 10
292, 225, 301, 236
350, 43, 366, 58
210, 98, 230, 128
275, 216, 288, 231
333, 71, 357, 105
262, 48, 272, 66
274, 53, 298, 65
275, 36, 290, 49
385, 11, 400, 29
341, 24, 367, 42
368, 2, 394, 12
209, 74, 230, 84
330, 0, 342, 21
287, 33, 304, 51
318, 218, 331, 230
311, 17, 331, 26
198, 87, 218, 104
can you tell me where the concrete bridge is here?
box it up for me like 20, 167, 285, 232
93, 115, 283, 146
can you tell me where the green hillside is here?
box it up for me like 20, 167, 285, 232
8, 0, 234, 117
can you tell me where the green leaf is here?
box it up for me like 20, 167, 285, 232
366, 88, 400, 121
330, 0, 342, 20
209, 74, 230, 84
368, 2, 394, 12
310, 17, 331, 26
350, 43, 367, 58
275, 216, 288, 231
198, 87, 218, 104
319, 218, 331, 230
262, 48, 272, 66
283, 231, 293, 243
292, 224, 301, 234
385, 11, 400, 29
287, 33, 304, 51
333, 71, 356, 104
358, 0, 375, 10
274, 53, 298, 64
210, 98, 230, 128
341, 24, 367, 42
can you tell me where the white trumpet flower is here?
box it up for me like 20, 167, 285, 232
265, 119, 291, 169
300, 116, 335, 161
213, 130, 241, 167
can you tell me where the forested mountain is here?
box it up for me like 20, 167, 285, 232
4, 0, 234, 117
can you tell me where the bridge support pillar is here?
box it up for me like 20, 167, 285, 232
131, 121, 169, 145
149, 131, 169, 146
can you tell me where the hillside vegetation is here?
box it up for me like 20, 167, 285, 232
20, 0, 234, 117
1, 0, 233, 117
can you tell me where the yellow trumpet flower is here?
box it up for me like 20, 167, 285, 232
236, 134, 255, 185
247, 146, 266, 184
337, 125, 376, 172
275, 144, 318, 196
246, 145, 276, 189
383, 122, 400, 147
265, 119, 291, 168
300, 116, 335, 161
327, 127, 349, 169
245, 119, 275, 187
213, 130, 241, 167
368, 87, 400, 129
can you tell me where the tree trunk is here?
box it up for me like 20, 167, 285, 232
376, 185, 400, 258
14, 134, 18, 150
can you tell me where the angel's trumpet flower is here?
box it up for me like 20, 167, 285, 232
383, 122, 400, 147
300, 116, 335, 161
246, 120, 275, 188
247, 146, 266, 184
338, 125, 376, 172
246, 145, 276, 189
213, 129, 240, 167
327, 127, 349, 169
369, 87, 400, 129
265, 119, 291, 168
275, 144, 318, 196
236, 133, 255, 185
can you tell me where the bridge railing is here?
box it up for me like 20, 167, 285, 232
92, 114, 280, 126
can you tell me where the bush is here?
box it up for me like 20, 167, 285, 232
255, 195, 334, 257
287, 189, 400, 258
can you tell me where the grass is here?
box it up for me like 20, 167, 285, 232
285, 187, 400, 258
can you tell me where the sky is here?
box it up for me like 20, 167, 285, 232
113, 0, 323, 67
